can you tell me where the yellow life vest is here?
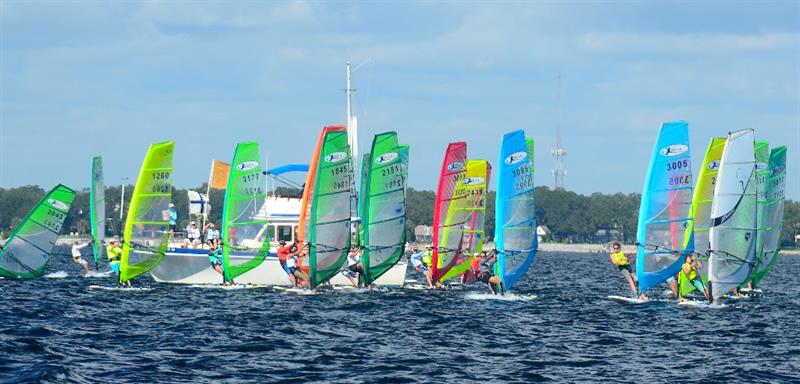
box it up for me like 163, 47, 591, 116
682, 262, 697, 281
611, 251, 628, 266
107, 246, 122, 263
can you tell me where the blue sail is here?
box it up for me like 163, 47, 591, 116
636, 121, 694, 292
495, 130, 537, 291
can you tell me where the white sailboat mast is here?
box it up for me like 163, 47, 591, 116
346, 61, 358, 165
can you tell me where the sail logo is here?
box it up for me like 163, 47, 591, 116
375, 152, 398, 165
707, 160, 720, 170
236, 161, 259, 172
48, 199, 69, 211
447, 161, 465, 172
463, 177, 485, 186
771, 165, 785, 176
504, 151, 528, 165
324, 152, 348, 163
755, 162, 768, 172
659, 144, 688, 157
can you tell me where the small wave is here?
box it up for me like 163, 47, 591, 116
44, 271, 69, 279
84, 271, 113, 278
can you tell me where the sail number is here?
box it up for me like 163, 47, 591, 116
514, 176, 533, 191
385, 175, 406, 190
381, 164, 403, 177
43, 208, 65, 231
333, 178, 351, 191
666, 159, 688, 171
329, 164, 350, 177
241, 173, 260, 183
668, 174, 691, 186
152, 171, 171, 180
512, 164, 531, 177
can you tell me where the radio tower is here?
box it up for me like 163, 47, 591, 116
551, 74, 567, 189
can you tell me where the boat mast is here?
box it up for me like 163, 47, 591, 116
346, 61, 358, 172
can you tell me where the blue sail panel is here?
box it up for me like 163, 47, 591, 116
495, 130, 537, 291
636, 121, 694, 292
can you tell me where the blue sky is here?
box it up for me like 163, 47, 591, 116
1, 1, 798, 200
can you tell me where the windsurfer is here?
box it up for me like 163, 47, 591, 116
422, 245, 435, 288
106, 239, 129, 287
345, 245, 364, 287
277, 241, 296, 286
678, 253, 710, 302
71, 240, 91, 276
287, 242, 310, 289
475, 249, 503, 295
609, 242, 644, 299
207, 240, 225, 283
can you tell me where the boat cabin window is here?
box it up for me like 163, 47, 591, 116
277, 225, 293, 242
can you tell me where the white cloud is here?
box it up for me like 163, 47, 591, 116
578, 32, 800, 54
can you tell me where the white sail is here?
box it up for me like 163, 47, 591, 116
708, 129, 757, 300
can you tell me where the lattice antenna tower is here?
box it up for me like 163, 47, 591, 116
551, 74, 567, 189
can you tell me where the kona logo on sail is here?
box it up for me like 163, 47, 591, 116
324, 152, 347, 163
771, 165, 785, 176
375, 152, 398, 165
447, 161, 465, 172
504, 151, 528, 165
707, 160, 720, 170
463, 177, 485, 186
48, 199, 69, 211
236, 161, 259, 171
659, 144, 688, 157
755, 162, 768, 171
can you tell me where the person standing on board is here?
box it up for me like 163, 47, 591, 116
344, 245, 365, 287
71, 240, 92, 276
475, 249, 504, 295
106, 239, 129, 287
276, 240, 296, 286
422, 245, 436, 288
207, 240, 225, 284
678, 253, 710, 303
609, 242, 643, 299
288, 242, 310, 289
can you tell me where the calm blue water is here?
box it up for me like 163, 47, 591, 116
2, 249, 800, 383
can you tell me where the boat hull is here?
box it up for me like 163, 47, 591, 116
150, 248, 408, 286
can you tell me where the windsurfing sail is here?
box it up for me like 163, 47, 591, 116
708, 129, 757, 301
744, 141, 770, 286
439, 159, 491, 282
495, 130, 537, 291
750, 145, 786, 286
430, 142, 468, 282
636, 121, 694, 293
0, 185, 76, 279
307, 129, 353, 288
356, 151, 371, 245
679, 137, 724, 297
221, 142, 270, 283
90, 156, 106, 270
358, 132, 409, 286
119, 141, 175, 282
298, 126, 347, 243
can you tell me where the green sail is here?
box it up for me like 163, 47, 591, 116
120, 141, 174, 282
744, 141, 770, 286
90, 156, 106, 270
356, 151, 371, 246
0, 184, 76, 279
309, 130, 352, 288
679, 137, 725, 297
221, 142, 270, 282
751, 145, 787, 285
359, 132, 409, 286
439, 159, 490, 282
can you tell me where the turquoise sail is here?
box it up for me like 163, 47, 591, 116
494, 130, 537, 291
636, 121, 694, 292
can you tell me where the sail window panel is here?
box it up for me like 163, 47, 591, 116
368, 217, 404, 264
314, 220, 349, 271
0, 237, 48, 274
133, 196, 171, 224
16, 222, 57, 253
646, 189, 693, 223
130, 223, 169, 250
369, 190, 405, 223
502, 193, 535, 228
437, 227, 463, 267
316, 191, 350, 224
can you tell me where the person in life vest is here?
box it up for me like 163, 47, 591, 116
679, 253, 710, 303
344, 245, 364, 287
475, 249, 504, 295
106, 239, 130, 287
207, 240, 225, 283
609, 241, 644, 299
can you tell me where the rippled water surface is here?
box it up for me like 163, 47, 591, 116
2, 250, 800, 383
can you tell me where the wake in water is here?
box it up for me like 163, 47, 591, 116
464, 292, 537, 302
84, 270, 113, 278
44, 271, 69, 279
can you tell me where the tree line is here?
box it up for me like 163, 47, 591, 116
1, 185, 798, 246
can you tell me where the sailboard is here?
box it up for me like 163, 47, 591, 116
90, 156, 106, 270
607, 295, 649, 304
750, 145, 787, 286
708, 129, 757, 302
220, 142, 270, 283
494, 130, 537, 291
430, 142, 468, 282
678, 137, 725, 297
0, 184, 76, 279
119, 141, 175, 283
636, 121, 694, 293
306, 128, 353, 288
358, 132, 409, 287
439, 159, 491, 282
